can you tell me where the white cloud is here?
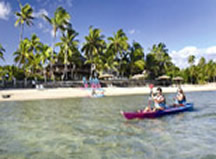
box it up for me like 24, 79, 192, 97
0, 1, 11, 20
33, 9, 48, 18
206, 46, 216, 55
170, 46, 216, 69
129, 29, 135, 35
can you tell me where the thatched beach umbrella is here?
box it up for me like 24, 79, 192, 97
99, 74, 114, 79
156, 75, 171, 86
131, 74, 146, 79
173, 76, 183, 81
173, 76, 184, 86
157, 75, 170, 80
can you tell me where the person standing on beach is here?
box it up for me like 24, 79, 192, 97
82, 76, 88, 88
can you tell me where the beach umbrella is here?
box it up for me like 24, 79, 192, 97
99, 73, 114, 79
131, 74, 146, 79
173, 76, 184, 86
157, 75, 170, 80
173, 76, 183, 81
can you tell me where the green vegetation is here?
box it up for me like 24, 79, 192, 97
0, 44, 5, 61
1, 3, 216, 85
15, 1, 34, 41
42, 6, 71, 80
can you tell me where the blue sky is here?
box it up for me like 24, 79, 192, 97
0, 0, 216, 68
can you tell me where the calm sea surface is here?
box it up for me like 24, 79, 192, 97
0, 91, 216, 159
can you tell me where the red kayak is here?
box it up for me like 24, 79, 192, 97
121, 103, 193, 120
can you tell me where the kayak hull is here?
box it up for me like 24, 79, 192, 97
121, 103, 193, 120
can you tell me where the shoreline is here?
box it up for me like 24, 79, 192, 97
0, 84, 216, 102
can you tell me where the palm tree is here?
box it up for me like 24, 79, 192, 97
27, 53, 42, 82
68, 50, 82, 80
188, 55, 195, 66
15, 1, 34, 41
146, 53, 160, 79
129, 41, 145, 75
107, 29, 129, 77
81, 26, 105, 77
56, 27, 79, 80
27, 34, 43, 78
102, 49, 119, 74
13, 38, 32, 86
0, 44, 5, 62
187, 55, 196, 83
42, 7, 71, 80
146, 43, 172, 78
149, 43, 171, 75
29, 34, 41, 54
40, 44, 52, 82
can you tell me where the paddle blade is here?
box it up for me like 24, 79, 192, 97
149, 84, 154, 89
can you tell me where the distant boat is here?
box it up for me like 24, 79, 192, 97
2, 94, 11, 99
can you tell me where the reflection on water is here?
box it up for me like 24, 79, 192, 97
0, 91, 216, 158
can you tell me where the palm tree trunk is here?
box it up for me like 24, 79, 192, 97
23, 65, 27, 87
13, 77, 16, 88
50, 33, 56, 81
90, 64, 93, 78
1, 76, 4, 88
24, 77, 27, 87
71, 63, 76, 80
43, 68, 47, 83
64, 51, 68, 80
20, 24, 24, 41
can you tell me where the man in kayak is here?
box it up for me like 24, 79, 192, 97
174, 88, 186, 106
152, 87, 166, 111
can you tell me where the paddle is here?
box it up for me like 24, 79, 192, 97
146, 84, 154, 111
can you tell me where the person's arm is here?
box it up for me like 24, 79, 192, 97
151, 92, 155, 99
155, 96, 165, 103
177, 94, 183, 101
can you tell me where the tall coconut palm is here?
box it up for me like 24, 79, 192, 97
81, 26, 105, 77
13, 38, 31, 86
40, 44, 52, 82
148, 43, 172, 77
187, 55, 196, 83
188, 55, 195, 66
27, 34, 42, 78
15, 1, 34, 41
107, 29, 129, 77
102, 49, 119, 74
146, 53, 160, 79
68, 50, 82, 80
0, 44, 5, 62
56, 27, 79, 80
27, 53, 42, 81
129, 41, 145, 75
29, 34, 41, 54
42, 7, 70, 80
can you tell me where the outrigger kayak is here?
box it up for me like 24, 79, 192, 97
121, 103, 193, 120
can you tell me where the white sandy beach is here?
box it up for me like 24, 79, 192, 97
0, 84, 216, 102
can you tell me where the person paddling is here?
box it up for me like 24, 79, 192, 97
152, 87, 166, 111
174, 88, 186, 106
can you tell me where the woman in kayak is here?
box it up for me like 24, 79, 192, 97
152, 87, 166, 111
174, 88, 186, 105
